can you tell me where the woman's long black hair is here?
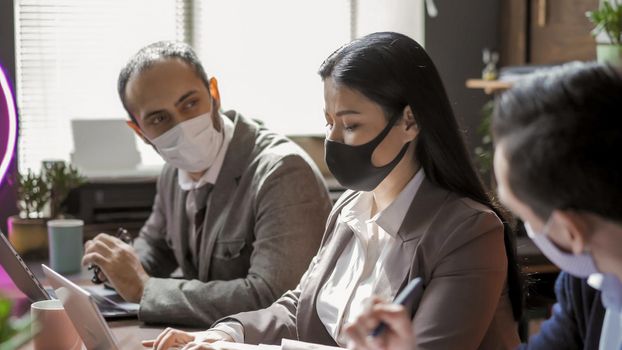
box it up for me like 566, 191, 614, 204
319, 32, 522, 320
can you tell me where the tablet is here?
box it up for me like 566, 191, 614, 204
42, 264, 120, 350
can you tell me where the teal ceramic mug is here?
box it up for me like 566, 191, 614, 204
47, 219, 84, 274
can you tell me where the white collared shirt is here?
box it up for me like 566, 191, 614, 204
212, 170, 425, 345
599, 310, 622, 350
588, 274, 622, 349
317, 169, 425, 345
181, 114, 234, 264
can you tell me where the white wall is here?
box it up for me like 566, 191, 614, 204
194, 0, 351, 136
354, 0, 425, 45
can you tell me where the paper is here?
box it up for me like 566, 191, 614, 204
281, 339, 342, 350
209, 339, 342, 350
210, 341, 280, 350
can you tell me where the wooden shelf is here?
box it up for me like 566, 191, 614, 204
466, 79, 513, 94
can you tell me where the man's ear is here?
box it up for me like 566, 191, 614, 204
551, 210, 593, 255
126, 120, 150, 144
401, 105, 419, 142
209, 77, 221, 110
208, 77, 223, 132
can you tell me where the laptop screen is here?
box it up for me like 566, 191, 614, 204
0, 231, 50, 301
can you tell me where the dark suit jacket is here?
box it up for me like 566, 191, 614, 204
133, 111, 332, 327
519, 272, 605, 350
221, 178, 520, 349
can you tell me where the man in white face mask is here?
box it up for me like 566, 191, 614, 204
81, 41, 332, 327
343, 63, 621, 350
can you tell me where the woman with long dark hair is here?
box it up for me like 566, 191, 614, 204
145, 32, 522, 350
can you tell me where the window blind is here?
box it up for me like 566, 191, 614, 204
15, 0, 182, 172
15, 0, 352, 173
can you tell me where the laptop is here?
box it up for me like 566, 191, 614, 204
69, 119, 163, 179
70, 119, 141, 172
0, 231, 138, 319
43, 264, 121, 350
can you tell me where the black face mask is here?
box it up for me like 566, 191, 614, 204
325, 115, 410, 192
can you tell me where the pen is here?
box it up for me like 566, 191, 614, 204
88, 227, 133, 284
370, 277, 424, 337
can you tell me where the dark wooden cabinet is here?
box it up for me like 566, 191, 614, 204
501, 0, 598, 65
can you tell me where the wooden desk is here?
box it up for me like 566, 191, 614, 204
4, 238, 557, 349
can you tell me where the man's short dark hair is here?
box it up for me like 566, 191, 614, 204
117, 41, 210, 123
492, 62, 622, 222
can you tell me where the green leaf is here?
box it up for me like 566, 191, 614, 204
16, 161, 85, 219
586, 0, 622, 45
0, 295, 35, 347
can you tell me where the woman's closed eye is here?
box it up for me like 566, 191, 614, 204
344, 123, 359, 132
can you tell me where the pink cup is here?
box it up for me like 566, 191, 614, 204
30, 299, 83, 350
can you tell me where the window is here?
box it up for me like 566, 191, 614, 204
14, 0, 353, 172
192, 0, 351, 136
15, 0, 182, 172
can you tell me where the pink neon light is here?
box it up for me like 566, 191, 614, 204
0, 65, 17, 186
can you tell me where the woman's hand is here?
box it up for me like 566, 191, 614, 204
142, 328, 234, 350
343, 297, 415, 350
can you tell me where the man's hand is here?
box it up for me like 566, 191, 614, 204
82, 233, 150, 303
142, 328, 234, 350
343, 297, 415, 350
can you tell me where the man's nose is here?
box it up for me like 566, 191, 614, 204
174, 112, 196, 124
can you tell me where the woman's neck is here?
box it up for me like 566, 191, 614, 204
371, 145, 420, 215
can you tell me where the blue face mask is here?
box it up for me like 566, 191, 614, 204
524, 221, 598, 278
526, 220, 622, 311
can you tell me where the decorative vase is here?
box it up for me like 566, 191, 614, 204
6, 215, 48, 256
597, 44, 622, 66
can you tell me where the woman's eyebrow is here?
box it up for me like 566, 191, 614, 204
335, 110, 361, 117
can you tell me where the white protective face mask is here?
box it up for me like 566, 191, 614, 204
150, 112, 223, 173
524, 220, 598, 278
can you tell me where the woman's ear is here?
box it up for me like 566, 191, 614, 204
401, 105, 419, 142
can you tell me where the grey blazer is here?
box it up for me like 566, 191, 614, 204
133, 111, 332, 327
222, 178, 520, 349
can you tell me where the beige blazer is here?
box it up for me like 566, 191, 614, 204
221, 177, 520, 349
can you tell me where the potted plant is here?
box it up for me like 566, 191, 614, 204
7, 169, 49, 255
0, 294, 34, 350
7, 161, 85, 256
587, 0, 622, 65
474, 101, 494, 180
42, 161, 85, 220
